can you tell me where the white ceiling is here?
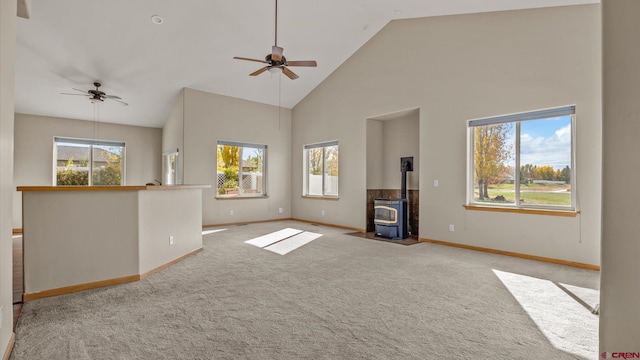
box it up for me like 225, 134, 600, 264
15, 0, 599, 128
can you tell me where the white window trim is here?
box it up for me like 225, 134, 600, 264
303, 140, 339, 198
163, 149, 180, 185
467, 106, 576, 211
216, 140, 267, 198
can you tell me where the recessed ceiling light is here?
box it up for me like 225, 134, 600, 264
394, 9, 403, 15
151, 15, 164, 25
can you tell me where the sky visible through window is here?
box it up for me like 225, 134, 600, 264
502, 115, 572, 170
520, 115, 571, 169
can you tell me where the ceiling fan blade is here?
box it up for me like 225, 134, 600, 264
61, 93, 90, 96
272, 46, 283, 61
72, 88, 89, 94
234, 56, 268, 64
282, 67, 299, 80
285, 60, 317, 67
104, 95, 122, 100
109, 98, 129, 106
250, 66, 269, 76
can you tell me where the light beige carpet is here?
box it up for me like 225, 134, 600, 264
12, 220, 599, 359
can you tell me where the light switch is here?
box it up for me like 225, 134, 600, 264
434, 179, 439, 187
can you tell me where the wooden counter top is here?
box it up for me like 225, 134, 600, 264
17, 185, 210, 192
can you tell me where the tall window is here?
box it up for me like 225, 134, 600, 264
163, 150, 180, 185
216, 141, 266, 197
468, 106, 575, 210
304, 141, 339, 197
54, 137, 125, 186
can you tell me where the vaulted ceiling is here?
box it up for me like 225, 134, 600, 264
15, 0, 598, 128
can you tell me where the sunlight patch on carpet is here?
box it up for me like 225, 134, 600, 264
244, 228, 322, 255
202, 229, 227, 236
244, 228, 304, 248
263, 231, 323, 255
493, 269, 598, 360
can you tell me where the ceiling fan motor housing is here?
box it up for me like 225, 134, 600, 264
266, 54, 286, 66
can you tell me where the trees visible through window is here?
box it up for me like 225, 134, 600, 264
216, 141, 266, 197
54, 137, 125, 186
468, 106, 575, 210
304, 141, 339, 197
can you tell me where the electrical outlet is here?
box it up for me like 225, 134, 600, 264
434, 179, 439, 187
229, 210, 234, 216
169, 235, 174, 245
449, 224, 454, 232
278, 208, 283, 214
321, 210, 325, 216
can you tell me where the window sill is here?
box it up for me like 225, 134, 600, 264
301, 195, 339, 201
463, 205, 579, 217
216, 195, 269, 200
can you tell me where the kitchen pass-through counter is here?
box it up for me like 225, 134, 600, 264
17, 185, 209, 301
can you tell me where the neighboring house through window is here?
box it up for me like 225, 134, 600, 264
304, 141, 339, 197
468, 106, 575, 210
54, 137, 125, 186
216, 141, 266, 197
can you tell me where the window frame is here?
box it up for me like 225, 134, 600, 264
216, 140, 267, 198
303, 140, 339, 198
163, 149, 180, 185
467, 106, 576, 212
53, 136, 126, 186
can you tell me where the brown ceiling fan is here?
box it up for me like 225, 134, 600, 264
233, 0, 317, 80
61, 82, 128, 106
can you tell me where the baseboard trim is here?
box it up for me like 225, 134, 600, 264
3, 333, 15, 360
203, 218, 292, 228
24, 275, 141, 302
12, 228, 21, 235
291, 218, 366, 233
140, 247, 203, 280
419, 238, 600, 271
24, 246, 205, 301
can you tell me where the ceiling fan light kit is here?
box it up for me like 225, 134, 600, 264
233, 0, 317, 80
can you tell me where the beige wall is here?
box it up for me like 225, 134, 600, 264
174, 88, 291, 225
22, 191, 139, 293
601, 0, 640, 350
292, 5, 601, 265
0, 0, 17, 354
366, 120, 383, 189
138, 189, 202, 274
366, 111, 420, 190
13, 113, 162, 228
162, 89, 185, 183
21, 188, 204, 294
381, 113, 420, 190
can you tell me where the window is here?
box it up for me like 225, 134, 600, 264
163, 150, 180, 185
216, 141, 266, 197
54, 137, 125, 186
468, 106, 575, 210
304, 141, 339, 197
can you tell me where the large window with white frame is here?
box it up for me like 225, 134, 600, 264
54, 137, 125, 186
468, 106, 575, 210
216, 141, 266, 197
304, 141, 339, 197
